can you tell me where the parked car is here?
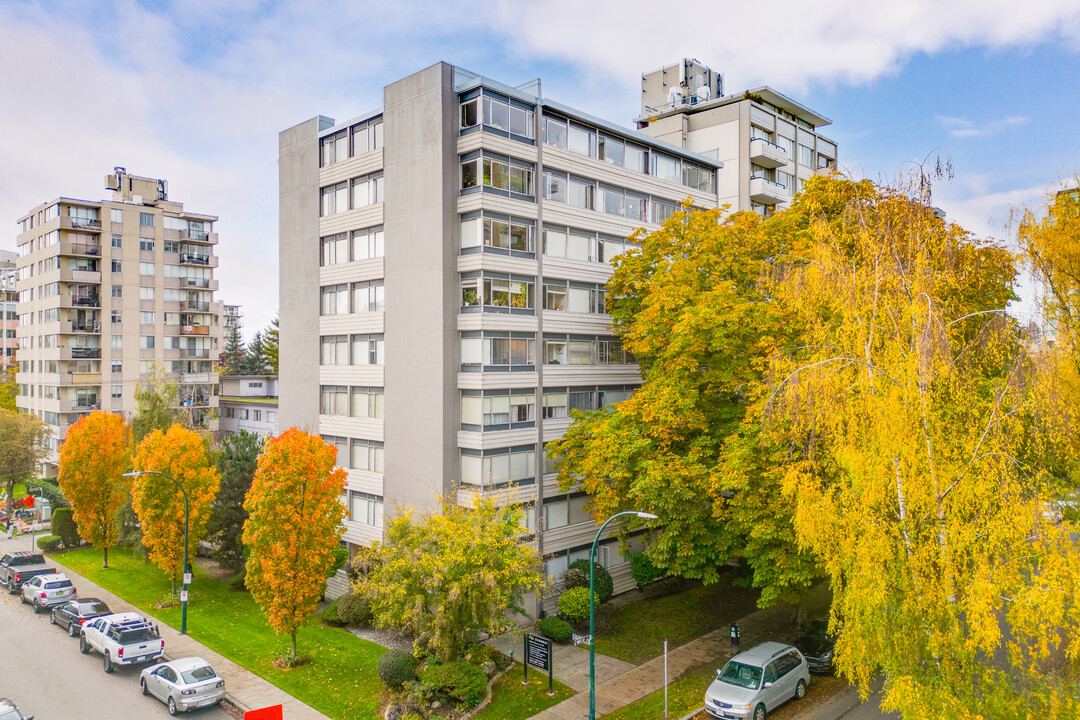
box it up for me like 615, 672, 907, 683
51, 598, 113, 638
0, 552, 55, 594
80, 612, 164, 673
140, 657, 226, 715
794, 617, 835, 674
0, 697, 33, 720
704, 641, 810, 720
20, 572, 76, 612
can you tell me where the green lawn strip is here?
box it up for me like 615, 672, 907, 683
595, 575, 759, 665
471, 663, 574, 720
53, 547, 384, 720
603, 662, 715, 720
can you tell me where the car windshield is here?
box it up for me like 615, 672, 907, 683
81, 601, 108, 614
181, 665, 218, 683
718, 661, 763, 689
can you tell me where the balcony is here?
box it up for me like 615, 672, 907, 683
65, 296, 100, 308
181, 301, 210, 312
749, 177, 791, 205
180, 372, 216, 384
63, 321, 102, 334
181, 325, 210, 336
69, 347, 101, 359
59, 242, 102, 257
60, 268, 102, 283
182, 277, 212, 289
749, 138, 789, 169
65, 372, 102, 386
61, 216, 102, 232
181, 348, 210, 359
179, 253, 212, 266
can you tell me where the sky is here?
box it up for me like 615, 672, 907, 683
3, 0, 1080, 337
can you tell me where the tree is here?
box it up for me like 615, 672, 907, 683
57, 411, 131, 567
218, 326, 246, 376
359, 492, 546, 662
763, 176, 1080, 718
208, 430, 262, 573
0, 361, 17, 412
242, 428, 346, 662
131, 425, 220, 590
549, 203, 820, 605
244, 331, 268, 375
132, 365, 179, 444
0, 409, 49, 531
262, 315, 279, 375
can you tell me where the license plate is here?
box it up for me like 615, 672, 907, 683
199, 698, 214, 707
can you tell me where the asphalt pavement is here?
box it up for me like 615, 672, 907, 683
0, 558, 230, 719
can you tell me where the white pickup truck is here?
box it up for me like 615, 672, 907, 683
79, 612, 164, 673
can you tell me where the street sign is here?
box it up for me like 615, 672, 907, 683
183, 573, 192, 585
180, 590, 189, 602
525, 634, 552, 671
572, 633, 593, 646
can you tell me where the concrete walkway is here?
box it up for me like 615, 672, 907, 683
34, 544, 330, 720
496, 582, 832, 719
486, 630, 636, 692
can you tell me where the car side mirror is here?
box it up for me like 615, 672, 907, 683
764, 681, 773, 688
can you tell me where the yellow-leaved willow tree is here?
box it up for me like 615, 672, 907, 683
766, 177, 1080, 718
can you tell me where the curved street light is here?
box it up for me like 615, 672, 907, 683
589, 510, 657, 720
123, 470, 190, 635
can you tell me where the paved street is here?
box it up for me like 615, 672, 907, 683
0, 567, 229, 719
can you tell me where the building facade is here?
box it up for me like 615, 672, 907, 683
223, 304, 242, 334
219, 374, 279, 439
1, 250, 17, 369
637, 59, 837, 217
14, 168, 223, 471
279, 62, 835, 609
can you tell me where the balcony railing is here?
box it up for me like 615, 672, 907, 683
179, 253, 210, 265
62, 243, 102, 257
181, 229, 210, 241
68, 296, 100, 308
69, 218, 102, 231
69, 323, 102, 334
181, 348, 210, 358
749, 177, 790, 205
71, 347, 101, 359
181, 325, 210, 336
183, 278, 211, 289
181, 301, 210, 312
749, 137, 789, 169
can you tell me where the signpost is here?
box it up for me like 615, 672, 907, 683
572, 633, 593, 647
523, 634, 554, 696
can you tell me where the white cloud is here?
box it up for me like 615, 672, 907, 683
935, 114, 1029, 138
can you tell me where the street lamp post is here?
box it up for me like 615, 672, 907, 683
589, 510, 657, 720
124, 470, 190, 635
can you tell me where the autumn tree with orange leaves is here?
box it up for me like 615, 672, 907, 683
57, 412, 131, 568
242, 428, 347, 663
132, 425, 220, 591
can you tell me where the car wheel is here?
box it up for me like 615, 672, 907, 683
50, 610, 56, 624
795, 679, 807, 700
103, 653, 114, 673
33, 599, 42, 613
68, 623, 77, 638
79, 637, 90, 654
141, 679, 150, 696
754, 704, 767, 720
168, 697, 178, 716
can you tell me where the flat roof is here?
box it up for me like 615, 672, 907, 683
634, 86, 831, 130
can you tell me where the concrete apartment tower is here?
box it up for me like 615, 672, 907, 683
1, 250, 17, 369
637, 59, 837, 216
15, 168, 223, 472
279, 61, 835, 609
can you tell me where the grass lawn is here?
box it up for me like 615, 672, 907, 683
54, 547, 385, 720
595, 573, 761, 665
472, 663, 574, 720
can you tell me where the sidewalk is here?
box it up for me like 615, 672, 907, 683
8, 535, 330, 720
499, 581, 831, 719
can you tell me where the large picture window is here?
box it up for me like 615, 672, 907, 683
460, 273, 534, 313
460, 214, 533, 255
460, 332, 535, 370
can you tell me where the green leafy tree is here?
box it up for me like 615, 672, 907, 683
262, 315, 279, 375
0, 361, 17, 412
0, 409, 49, 531
208, 430, 262, 572
218, 326, 246, 376
359, 492, 546, 662
243, 332, 268, 375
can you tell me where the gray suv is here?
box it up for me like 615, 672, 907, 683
704, 641, 810, 720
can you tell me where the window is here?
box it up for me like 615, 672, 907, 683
350, 118, 383, 156
139, 239, 154, 252
351, 226, 384, 261
320, 385, 349, 416
460, 273, 534, 312
139, 212, 154, 227
139, 262, 155, 276
350, 334, 385, 365
650, 198, 678, 225
460, 214, 533, 254
111, 310, 122, 324
320, 284, 349, 315
544, 494, 592, 530
351, 281, 385, 313
320, 129, 348, 166
321, 435, 348, 466
460, 446, 537, 488
543, 391, 568, 419
139, 311, 155, 325
461, 94, 535, 139
320, 335, 349, 365
799, 145, 814, 167
321, 233, 348, 266
111, 209, 122, 224
111, 259, 122, 273
111, 361, 122, 374
224, 407, 235, 418
543, 116, 568, 149
818, 155, 835, 171
320, 182, 349, 216
108, 284, 122, 299
568, 176, 595, 210
543, 335, 634, 366
112, 335, 122, 349
350, 439, 384, 473
112, 385, 122, 399
650, 152, 681, 184
350, 386, 385, 418
139, 336, 154, 349
543, 280, 605, 314
599, 185, 647, 221
460, 332, 535, 370
349, 491, 384, 527
542, 170, 567, 203
351, 173, 384, 208
139, 286, 155, 301
111, 235, 122, 249
460, 153, 534, 197
568, 123, 596, 157
460, 391, 535, 428
164, 240, 179, 253
776, 135, 795, 155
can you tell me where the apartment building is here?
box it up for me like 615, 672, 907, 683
223, 304, 242, 334
637, 59, 837, 216
219, 374, 279, 439
1, 250, 17, 369
15, 168, 223, 471
279, 61, 835, 610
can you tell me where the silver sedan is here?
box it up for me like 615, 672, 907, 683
139, 657, 225, 715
